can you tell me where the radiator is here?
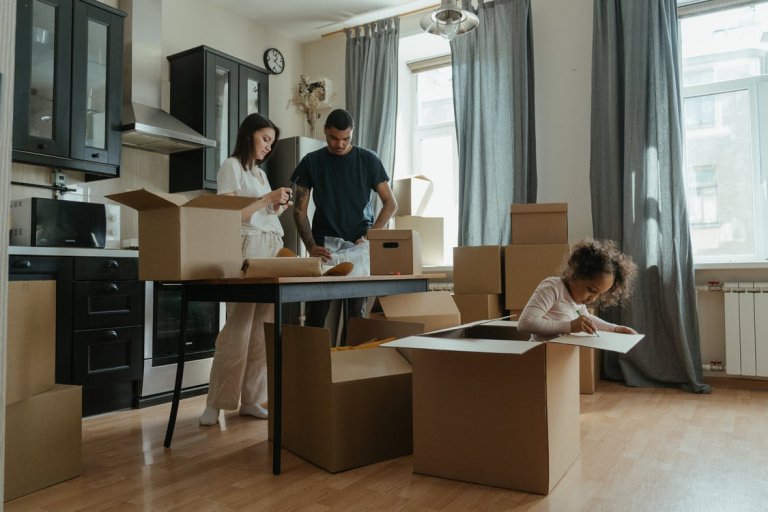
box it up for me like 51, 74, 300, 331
724, 282, 768, 376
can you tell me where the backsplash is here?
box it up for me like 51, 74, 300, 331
11, 147, 203, 246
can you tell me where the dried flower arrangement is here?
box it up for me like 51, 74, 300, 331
288, 75, 334, 138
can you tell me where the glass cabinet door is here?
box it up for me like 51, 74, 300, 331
13, 0, 72, 156
238, 65, 269, 123
70, 0, 123, 165
205, 54, 239, 185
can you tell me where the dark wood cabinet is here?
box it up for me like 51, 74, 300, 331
8, 254, 143, 416
12, 0, 125, 178
167, 45, 270, 192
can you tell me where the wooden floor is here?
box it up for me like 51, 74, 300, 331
6, 382, 768, 512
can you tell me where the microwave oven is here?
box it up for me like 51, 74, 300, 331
10, 197, 107, 248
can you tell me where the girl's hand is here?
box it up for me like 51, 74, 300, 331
614, 325, 637, 335
570, 316, 597, 335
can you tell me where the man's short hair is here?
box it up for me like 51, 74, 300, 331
325, 109, 354, 130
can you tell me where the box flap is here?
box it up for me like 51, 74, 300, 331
510, 202, 568, 214
382, 335, 540, 355
330, 348, 412, 383
547, 331, 644, 353
184, 194, 262, 211
396, 174, 433, 184
367, 229, 414, 241
347, 317, 425, 345
379, 291, 459, 318
106, 188, 184, 210
241, 257, 322, 278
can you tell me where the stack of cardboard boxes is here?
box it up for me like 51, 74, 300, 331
5, 281, 82, 502
391, 175, 445, 266
451, 246, 505, 323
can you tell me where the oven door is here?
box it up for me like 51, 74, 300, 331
137, 281, 225, 402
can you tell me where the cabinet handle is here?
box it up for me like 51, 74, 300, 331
91, 152, 101, 158
12, 259, 32, 269
104, 259, 119, 270
37, 143, 47, 150
104, 283, 119, 293
102, 330, 119, 341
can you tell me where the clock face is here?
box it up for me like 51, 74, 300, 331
264, 48, 285, 75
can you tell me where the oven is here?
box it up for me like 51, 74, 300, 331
135, 281, 226, 406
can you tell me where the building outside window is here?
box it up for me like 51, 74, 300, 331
679, 0, 768, 262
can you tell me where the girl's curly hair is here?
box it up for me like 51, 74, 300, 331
561, 239, 637, 308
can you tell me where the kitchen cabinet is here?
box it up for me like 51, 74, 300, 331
167, 45, 270, 192
12, 0, 125, 178
8, 253, 143, 416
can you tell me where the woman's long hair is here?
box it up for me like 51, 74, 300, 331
231, 113, 281, 168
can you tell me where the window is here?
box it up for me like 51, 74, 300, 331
680, 0, 768, 262
396, 33, 458, 265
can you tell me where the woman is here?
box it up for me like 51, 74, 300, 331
200, 113, 292, 426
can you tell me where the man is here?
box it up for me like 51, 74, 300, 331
291, 108, 397, 328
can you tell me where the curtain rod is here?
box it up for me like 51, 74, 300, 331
320, 3, 439, 38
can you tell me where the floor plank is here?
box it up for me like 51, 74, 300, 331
6, 382, 768, 511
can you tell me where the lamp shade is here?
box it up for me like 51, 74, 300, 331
420, 0, 479, 41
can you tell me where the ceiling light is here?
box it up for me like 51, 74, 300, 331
420, 0, 479, 41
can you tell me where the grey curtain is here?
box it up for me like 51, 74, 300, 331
345, 17, 400, 179
590, 0, 709, 393
451, 0, 536, 246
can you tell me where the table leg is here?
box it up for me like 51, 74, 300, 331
164, 285, 188, 448
341, 298, 349, 346
273, 298, 283, 475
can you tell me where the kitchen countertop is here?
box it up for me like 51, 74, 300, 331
9, 246, 139, 258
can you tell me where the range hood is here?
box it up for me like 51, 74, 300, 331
119, 0, 215, 153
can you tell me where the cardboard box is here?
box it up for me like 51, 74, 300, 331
368, 229, 422, 275
393, 175, 433, 215
452, 294, 504, 324
393, 216, 444, 265
5, 384, 82, 501
241, 257, 322, 278
106, 189, 260, 281
7, 281, 56, 405
510, 203, 568, 245
265, 324, 413, 473
382, 320, 643, 494
376, 291, 461, 333
580, 347, 599, 394
505, 244, 570, 310
453, 246, 504, 294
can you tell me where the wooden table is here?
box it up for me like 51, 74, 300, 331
162, 274, 439, 474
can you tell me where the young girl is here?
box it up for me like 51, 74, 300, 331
517, 239, 638, 341
199, 113, 292, 426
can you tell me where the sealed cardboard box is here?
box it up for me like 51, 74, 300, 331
382, 320, 643, 494
7, 281, 56, 405
5, 384, 82, 501
505, 244, 570, 310
265, 324, 413, 473
393, 175, 433, 215
376, 291, 461, 333
368, 229, 422, 275
453, 246, 504, 294
393, 216, 444, 265
510, 203, 568, 245
107, 189, 261, 281
452, 294, 504, 324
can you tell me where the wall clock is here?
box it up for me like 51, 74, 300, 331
263, 48, 285, 75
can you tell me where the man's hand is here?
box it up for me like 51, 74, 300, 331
308, 244, 332, 262
355, 237, 366, 245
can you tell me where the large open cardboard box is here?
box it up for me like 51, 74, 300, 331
265, 323, 414, 473
7, 281, 56, 405
393, 216, 444, 265
393, 175, 433, 215
382, 320, 642, 494
370, 291, 461, 333
4, 384, 82, 501
107, 189, 260, 281
453, 246, 504, 294
368, 229, 422, 275
510, 203, 568, 245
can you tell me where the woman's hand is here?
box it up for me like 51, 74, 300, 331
613, 325, 638, 335
264, 187, 292, 206
570, 315, 597, 335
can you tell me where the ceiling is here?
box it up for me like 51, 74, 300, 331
208, 0, 437, 42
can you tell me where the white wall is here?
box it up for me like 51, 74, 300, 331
302, 33, 347, 122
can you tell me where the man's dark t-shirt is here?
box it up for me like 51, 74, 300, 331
291, 146, 389, 245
